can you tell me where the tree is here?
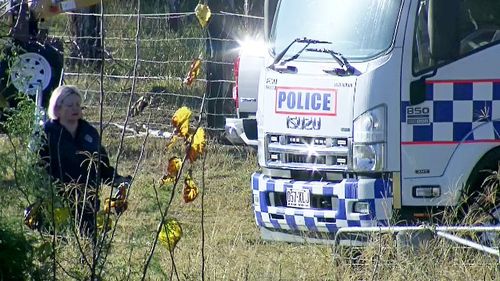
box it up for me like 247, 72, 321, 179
205, 0, 239, 129
69, 4, 102, 68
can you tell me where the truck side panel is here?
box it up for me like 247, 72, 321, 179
400, 2, 500, 206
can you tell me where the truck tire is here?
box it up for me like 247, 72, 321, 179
466, 180, 500, 246
464, 147, 500, 199
0, 41, 63, 109
462, 147, 500, 245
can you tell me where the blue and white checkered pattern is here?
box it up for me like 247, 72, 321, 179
402, 81, 500, 142
252, 173, 392, 233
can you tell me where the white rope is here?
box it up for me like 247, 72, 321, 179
217, 11, 263, 19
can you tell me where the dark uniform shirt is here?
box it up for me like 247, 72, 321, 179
39, 119, 116, 187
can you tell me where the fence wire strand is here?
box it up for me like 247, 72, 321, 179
47, 8, 264, 131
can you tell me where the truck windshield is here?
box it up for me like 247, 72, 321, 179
270, 0, 402, 61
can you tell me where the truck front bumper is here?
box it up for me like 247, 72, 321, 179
251, 173, 393, 242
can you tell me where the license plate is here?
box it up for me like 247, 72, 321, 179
286, 188, 310, 208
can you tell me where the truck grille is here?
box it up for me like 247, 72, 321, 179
265, 134, 350, 171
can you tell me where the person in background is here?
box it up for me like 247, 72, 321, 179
39, 85, 129, 238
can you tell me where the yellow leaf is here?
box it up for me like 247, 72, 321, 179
183, 174, 199, 203
104, 198, 112, 214
183, 58, 202, 86
159, 218, 182, 251
188, 127, 206, 162
192, 127, 205, 147
172, 107, 192, 137
160, 174, 175, 186
179, 121, 190, 138
195, 4, 211, 28
172, 106, 192, 127
167, 156, 182, 178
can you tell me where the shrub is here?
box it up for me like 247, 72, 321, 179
0, 218, 33, 281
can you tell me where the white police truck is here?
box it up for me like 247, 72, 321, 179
252, 0, 500, 243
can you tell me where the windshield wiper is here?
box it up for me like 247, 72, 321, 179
269, 37, 331, 70
306, 48, 355, 76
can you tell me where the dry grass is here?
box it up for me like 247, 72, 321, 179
1, 133, 498, 280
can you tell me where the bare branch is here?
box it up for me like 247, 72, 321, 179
97, 112, 151, 277
91, 0, 106, 279
96, 0, 145, 277
201, 149, 207, 281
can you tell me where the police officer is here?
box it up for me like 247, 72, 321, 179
39, 85, 129, 238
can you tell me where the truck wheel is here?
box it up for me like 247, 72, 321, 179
467, 191, 499, 247
463, 153, 500, 246
463, 148, 500, 208
0, 41, 63, 109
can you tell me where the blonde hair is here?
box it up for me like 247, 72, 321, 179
47, 85, 82, 120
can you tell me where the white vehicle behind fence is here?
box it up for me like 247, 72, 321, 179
224, 39, 266, 146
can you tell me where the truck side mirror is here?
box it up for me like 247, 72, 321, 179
264, 0, 278, 41
410, 78, 426, 105
428, 0, 459, 61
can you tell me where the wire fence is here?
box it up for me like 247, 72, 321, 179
45, 4, 264, 134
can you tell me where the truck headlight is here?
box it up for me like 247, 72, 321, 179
352, 105, 386, 172
353, 143, 384, 171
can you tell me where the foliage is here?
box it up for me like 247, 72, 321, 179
4, 97, 36, 138
0, 96, 50, 201
0, 217, 33, 281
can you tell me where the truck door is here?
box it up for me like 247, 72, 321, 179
401, 0, 500, 206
